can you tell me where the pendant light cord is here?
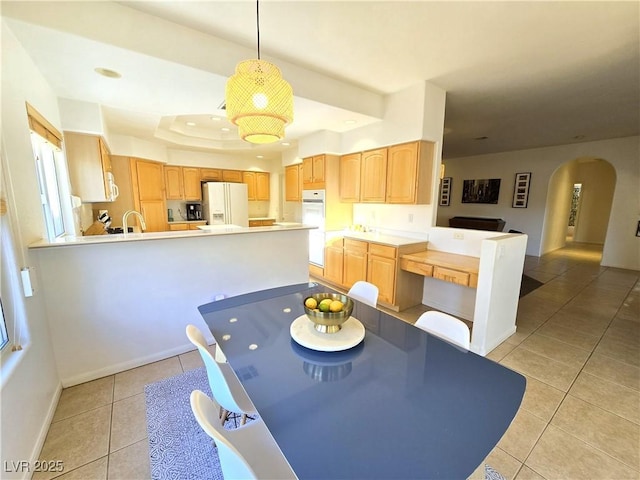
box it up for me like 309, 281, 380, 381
256, 0, 261, 59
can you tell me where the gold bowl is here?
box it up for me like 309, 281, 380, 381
303, 293, 354, 334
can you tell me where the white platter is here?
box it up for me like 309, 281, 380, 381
290, 314, 365, 352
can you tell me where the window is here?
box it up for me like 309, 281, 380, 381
31, 134, 66, 239
26, 103, 72, 241
0, 299, 7, 351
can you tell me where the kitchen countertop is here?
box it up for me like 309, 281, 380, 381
341, 230, 428, 247
29, 224, 316, 248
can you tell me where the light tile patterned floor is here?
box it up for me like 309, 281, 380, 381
36, 242, 639, 479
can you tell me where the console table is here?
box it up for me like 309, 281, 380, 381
449, 216, 506, 231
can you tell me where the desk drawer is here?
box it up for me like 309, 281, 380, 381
434, 266, 470, 286
369, 243, 396, 259
400, 258, 433, 277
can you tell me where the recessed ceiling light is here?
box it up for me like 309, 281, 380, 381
257, 155, 264, 159
345, 120, 357, 125
94, 67, 121, 79
210, 116, 221, 121
281, 142, 290, 146
221, 127, 230, 132
186, 121, 196, 126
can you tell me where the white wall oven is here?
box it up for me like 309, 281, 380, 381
302, 190, 325, 267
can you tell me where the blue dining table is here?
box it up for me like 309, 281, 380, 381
199, 282, 526, 479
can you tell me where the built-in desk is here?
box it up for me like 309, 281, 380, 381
400, 250, 480, 288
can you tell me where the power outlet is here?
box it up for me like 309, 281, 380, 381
453, 232, 464, 240
408, 214, 414, 223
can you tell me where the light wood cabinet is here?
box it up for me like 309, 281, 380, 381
339, 153, 361, 202
201, 168, 222, 181
183, 167, 202, 201
168, 222, 189, 231
367, 246, 397, 305
242, 172, 270, 201
360, 148, 388, 202
285, 164, 301, 201
64, 132, 115, 202
249, 219, 276, 227
256, 172, 270, 200
343, 239, 368, 289
130, 158, 166, 232
243, 171, 257, 200
319, 236, 428, 312
164, 166, 184, 200
302, 155, 326, 189
222, 170, 243, 183
324, 237, 344, 285
165, 166, 202, 201
386, 141, 434, 204
336, 140, 436, 205
168, 221, 206, 231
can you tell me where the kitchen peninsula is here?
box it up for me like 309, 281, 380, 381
30, 225, 315, 386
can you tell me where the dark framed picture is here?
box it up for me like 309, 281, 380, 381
439, 177, 452, 206
462, 178, 501, 204
512, 172, 531, 208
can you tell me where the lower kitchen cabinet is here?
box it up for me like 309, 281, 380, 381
343, 239, 368, 289
139, 200, 167, 232
323, 238, 344, 285
320, 236, 427, 312
368, 253, 396, 305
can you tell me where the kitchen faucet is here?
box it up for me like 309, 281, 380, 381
122, 210, 147, 234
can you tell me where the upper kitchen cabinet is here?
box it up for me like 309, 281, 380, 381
201, 168, 222, 181
386, 141, 434, 204
256, 172, 270, 200
222, 169, 243, 183
164, 166, 184, 200
165, 166, 202, 201
360, 148, 388, 203
339, 153, 361, 202
64, 131, 117, 202
242, 171, 270, 201
285, 164, 301, 201
182, 167, 202, 201
302, 155, 326, 189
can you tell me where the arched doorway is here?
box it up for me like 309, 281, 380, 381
540, 157, 616, 256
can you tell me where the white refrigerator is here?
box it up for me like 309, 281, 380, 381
202, 182, 249, 227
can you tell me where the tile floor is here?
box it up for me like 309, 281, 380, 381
35, 242, 639, 479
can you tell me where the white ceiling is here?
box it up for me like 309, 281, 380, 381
3, 1, 638, 159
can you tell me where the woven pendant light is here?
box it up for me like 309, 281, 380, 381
226, 2, 293, 144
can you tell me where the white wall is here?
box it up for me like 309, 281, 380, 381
1, 20, 62, 479
541, 161, 577, 253
439, 136, 640, 270
573, 159, 616, 244
58, 98, 105, 135
32, 229, 311, 386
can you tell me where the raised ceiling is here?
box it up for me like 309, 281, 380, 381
2, 1, 638, 159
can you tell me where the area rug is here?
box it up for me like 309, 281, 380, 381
145, 368, 506, 480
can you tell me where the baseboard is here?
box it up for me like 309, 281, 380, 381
25, 381, 63, 480
60, 342, 199, 387
473, 326, 516, 356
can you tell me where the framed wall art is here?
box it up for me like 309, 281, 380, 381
512, 172, 531, 208
439, 177, 452, 206
462, 178, 501, 204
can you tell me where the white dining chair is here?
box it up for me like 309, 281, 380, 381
414, 311, 471, 350
190, 390, 297, 480
186, 324, 257, 426
348, 280, 379, 307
